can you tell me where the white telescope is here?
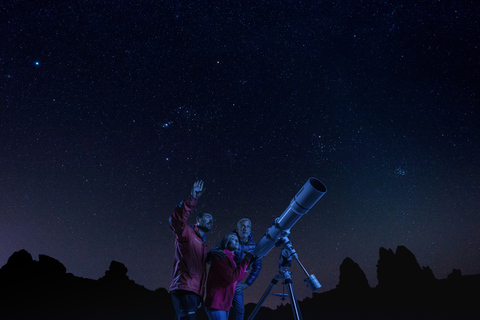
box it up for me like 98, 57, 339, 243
254, 177, 327, 259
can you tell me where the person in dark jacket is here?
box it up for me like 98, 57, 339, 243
169, 180, 213, 320
209, 218, 262, 320
231, 218, 262, 320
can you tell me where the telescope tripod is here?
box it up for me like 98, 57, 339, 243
247, 267, 304, 320
247, 237, 321, 320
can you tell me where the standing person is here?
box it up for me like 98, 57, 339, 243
231, 218, 262, 320
169, 180, 213, 320
208, 218, 263, 320
204, 232, 253, 320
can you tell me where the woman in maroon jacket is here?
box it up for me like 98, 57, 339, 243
205, 232, 253, 320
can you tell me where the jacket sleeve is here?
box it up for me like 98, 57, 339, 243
244, 257, 262, 286
215, 254, 249, 284
207, 240, 223, 264
169, 196, 197, 239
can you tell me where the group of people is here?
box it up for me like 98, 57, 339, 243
169, 180, 263, 320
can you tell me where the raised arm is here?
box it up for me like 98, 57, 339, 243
191, 180, 205, 199
169, 180, 204, 236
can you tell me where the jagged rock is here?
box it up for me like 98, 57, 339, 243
1, 249, 34, 273
376, 247, 396, 289
100, 260, 130, 281
38, 254, 67, 275
0, 247, 478, 320
422, 266, 436, 283
337, 257, 370, 292
396, 245, 422, 283
448, 268, 462, 280
0, 249, 36, 288
377, 245, 426, 291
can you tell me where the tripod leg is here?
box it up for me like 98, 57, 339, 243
247, 275, 280, 320
285, 278, 303, 320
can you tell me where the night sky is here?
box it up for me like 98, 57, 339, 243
1, 0, 479, 309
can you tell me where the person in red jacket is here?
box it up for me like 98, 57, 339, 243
204, 232, 253, 320
169, 180, 213, 320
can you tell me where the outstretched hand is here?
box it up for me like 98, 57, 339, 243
191, 180, 206, 199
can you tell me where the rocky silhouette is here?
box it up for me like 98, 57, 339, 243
336, 257, 370, 293
0, 250, 173, 320
0, 246, 478, 319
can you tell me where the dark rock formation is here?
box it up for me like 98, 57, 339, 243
447, 268, 462, 280
0, 250, 169, 320
376, 245, 432, 292
0, 249, 35, 278
100, 260, 130, 282
38, 254, 67, 275
0, 247, 478, 320
337, 257, 370, 292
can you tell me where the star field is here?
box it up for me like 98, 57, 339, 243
1, 0, 479, 309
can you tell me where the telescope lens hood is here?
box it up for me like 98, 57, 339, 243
293, 178, 327, 211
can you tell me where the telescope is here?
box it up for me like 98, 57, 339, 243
248, 178, 326, 320
254, 177, 327, 259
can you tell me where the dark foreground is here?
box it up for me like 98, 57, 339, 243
1, 248, 479, 319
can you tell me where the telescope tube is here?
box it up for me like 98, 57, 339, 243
254, 178, 327, 259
